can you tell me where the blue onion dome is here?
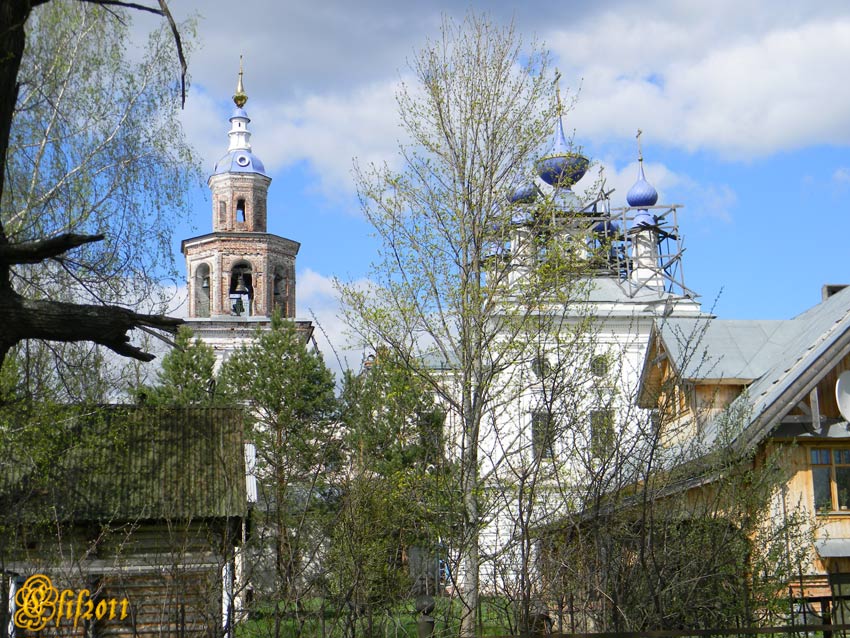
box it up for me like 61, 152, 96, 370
537, 115, 589, 188
507, 182, 539, 204
626, 159, 658, 208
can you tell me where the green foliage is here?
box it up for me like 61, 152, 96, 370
2, 0, 199, 387
339, 351, 443, 475
219, 313, 338, 626
326, 474, 412, 615
547, 429, 813, 632
219, 314, 336, 435
134, 326, 216, 405
327, 354, 460, 633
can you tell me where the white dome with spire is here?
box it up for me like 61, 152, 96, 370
212, 61, 267, 177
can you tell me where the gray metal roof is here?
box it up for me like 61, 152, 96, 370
585, 277, 703, 313
723, 285, 850, 451
643, 285, 850, 457
655, 318, 799, 382
816, 538, 850, 558
697, 286, 850, 451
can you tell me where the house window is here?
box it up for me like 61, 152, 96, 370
811, 448, 850, 512
531, 411, 555, 459
590, 409, 615, 457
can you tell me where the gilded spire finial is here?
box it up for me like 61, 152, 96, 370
636, 128, 643, 162
233, 56, 248, 108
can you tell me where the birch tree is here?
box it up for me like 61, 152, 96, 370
0, 0, 193, 369
339, 14, 593, 636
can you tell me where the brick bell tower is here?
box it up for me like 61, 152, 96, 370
182, 63, 309, 359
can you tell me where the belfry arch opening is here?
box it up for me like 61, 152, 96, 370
229, 261, 253, 316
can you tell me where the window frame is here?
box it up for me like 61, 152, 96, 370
590, 355, 609, 378
811, 446, 850, 514
589, 408, 615, 458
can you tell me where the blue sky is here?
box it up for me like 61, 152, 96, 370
136, 1, 850, 368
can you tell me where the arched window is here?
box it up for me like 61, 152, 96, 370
194, 263, 211, 318
229, 262, 254, 316
236, 198, 246, 223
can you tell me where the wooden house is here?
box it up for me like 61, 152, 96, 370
632, 284, 850, 619
0, 406, 249, 637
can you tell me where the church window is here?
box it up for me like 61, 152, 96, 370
218, 201, 226, 226
811, 447, 850, 512
237, 198, 246, 222
531, 356, 551, 380
591, 355, 609, 378
531, 411, 555, 459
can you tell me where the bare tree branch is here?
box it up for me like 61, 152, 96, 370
0, 233, 104, 264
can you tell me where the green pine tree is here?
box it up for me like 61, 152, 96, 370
134, 326, 217, 405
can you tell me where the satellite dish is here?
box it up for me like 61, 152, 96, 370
835, 370, 850, 422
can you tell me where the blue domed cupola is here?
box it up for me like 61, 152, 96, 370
537, 73, 588, 191
627, 160, 658, 209
507, 182, 539, 205
537, 115, 589, 189
212, 61, 268, 177
627, 129, 664, 291
627, 130, 658, 227
207, 60, 273, 235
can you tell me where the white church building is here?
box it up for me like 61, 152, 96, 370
447, 112, 710, 594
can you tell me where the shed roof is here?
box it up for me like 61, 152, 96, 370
1, 406, 248, 522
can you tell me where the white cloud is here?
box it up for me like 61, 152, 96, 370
142, 1, 850, 170
834, 167, 850, 184
554, 15, 850, 157
182, 79, 408, 200
252, 79, 408, 197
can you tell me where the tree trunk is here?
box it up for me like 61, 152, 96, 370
0, 0, 40, 212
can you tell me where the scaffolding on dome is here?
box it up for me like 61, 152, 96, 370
506, 187, 697, 300
578, 188, 697, 299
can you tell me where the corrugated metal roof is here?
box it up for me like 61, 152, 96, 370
0, 406, 247, 522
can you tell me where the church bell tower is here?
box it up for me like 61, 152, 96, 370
181, 63, 305, 358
